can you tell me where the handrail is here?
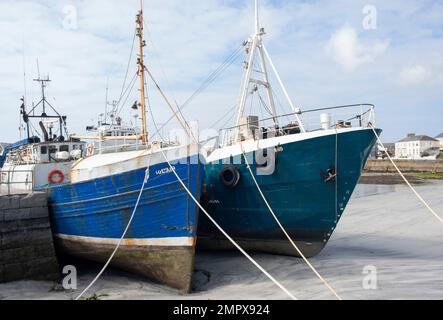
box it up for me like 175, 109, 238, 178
0, 169, 34, 195
300, 103, 375, 115
221, 103, 375, 131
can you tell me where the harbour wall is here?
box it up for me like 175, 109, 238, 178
0, 192, 59, 283
364, 160, 443, 173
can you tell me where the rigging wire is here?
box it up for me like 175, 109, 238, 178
143, 20, 182, 110
257, 90, 273, 116
116, 29, 137, 110
209, 104, 238, 130
117, 71, 138, 115
182, 45, 243, 109
147, 45, 244, 141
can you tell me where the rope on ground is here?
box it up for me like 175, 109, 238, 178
369, 125, 443, 224
240, 143, 343, 300
75, 163, 152, 300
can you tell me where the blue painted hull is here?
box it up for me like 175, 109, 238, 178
46, 155, 203, 292
198, 129, 379, 257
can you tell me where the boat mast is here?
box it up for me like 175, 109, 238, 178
234, 0, 305, 138
136, 4, 148, 144
235, 0, 278, 138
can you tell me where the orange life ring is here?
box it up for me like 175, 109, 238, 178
48, 170, 65, 184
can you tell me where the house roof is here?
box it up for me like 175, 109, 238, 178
398, 134, 439, 143
437, 132, 443, 138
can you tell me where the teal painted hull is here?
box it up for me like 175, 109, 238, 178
197, 128, 380, 257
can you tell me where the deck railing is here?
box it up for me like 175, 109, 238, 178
217, 104, 376, 147
0, 169, 34, 195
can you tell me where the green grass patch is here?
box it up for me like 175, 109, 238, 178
438, 153, 443, 160
415, 172, 443, 179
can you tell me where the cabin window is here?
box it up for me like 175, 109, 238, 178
59, 145, 69, 152
49, 146, 57, 154
41, 146, 48, 154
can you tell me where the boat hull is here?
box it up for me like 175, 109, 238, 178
198, 128, 380, 257
54, 235, 196, 292
47, 152, 203, 293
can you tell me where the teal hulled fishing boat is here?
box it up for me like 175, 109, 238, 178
197, 0, 380, 257
199, 125, 379, 257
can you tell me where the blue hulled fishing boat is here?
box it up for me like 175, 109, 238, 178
1, 7, 203, 292
46, 7, 204, 292
197, 1, 381, 257
49, 145, 203, 292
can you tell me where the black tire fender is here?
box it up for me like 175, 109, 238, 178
220, 166, 241, 188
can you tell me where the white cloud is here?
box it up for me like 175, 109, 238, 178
0, 0, 442, 144
398, 65, 431, 86
325, 25, 389, 72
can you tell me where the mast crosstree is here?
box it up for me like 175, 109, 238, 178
235, 0, 305, 139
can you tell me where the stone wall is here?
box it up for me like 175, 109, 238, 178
0, 192, 59, 283
365, 160, 443, 173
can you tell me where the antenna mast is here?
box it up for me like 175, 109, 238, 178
235, 0, 278, 136
234, 0, 306, 139
136, 4, 148, 144
33, 76, 51, 115
255, 0, 260, 34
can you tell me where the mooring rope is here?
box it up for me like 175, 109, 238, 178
369, 125, 443, 224
157, 149, 297, 300
147, 107, 297, 300
335, 127, 339, 223
75, 158, 152, 300
240, 143, 343, 300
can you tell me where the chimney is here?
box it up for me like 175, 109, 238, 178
407, 133, 415, 138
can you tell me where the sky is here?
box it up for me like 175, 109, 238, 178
0, 0, 442, 143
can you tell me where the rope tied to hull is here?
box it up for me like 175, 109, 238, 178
147, 103, 297, 300
369, 125, 443, 225
74, 156, 152, 300
158, 148, 297, 300
240, 142, 343, 300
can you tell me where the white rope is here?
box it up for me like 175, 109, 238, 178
240, 143, 343, 300
369, 125, 443, 224
157, 149, 297, 300
335, 128, 339, 223
75, 166, 151, 300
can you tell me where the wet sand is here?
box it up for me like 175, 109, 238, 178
1, 182, 442, 300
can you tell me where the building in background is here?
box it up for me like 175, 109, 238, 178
395, 133, 440, 159
436, 132, 443, 151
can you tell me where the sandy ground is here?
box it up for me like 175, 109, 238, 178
1, 182, 442, 300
